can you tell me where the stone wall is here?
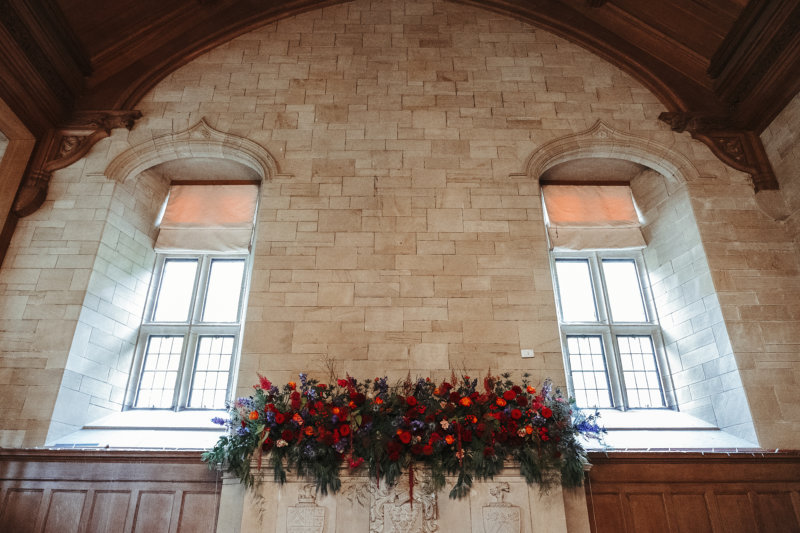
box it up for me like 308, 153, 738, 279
762, 91, 800, 250
0, 0, 798, 449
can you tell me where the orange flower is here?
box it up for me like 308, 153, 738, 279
375, 397, 384, 405
467, 415, 477, 424
526, 385, 536, 394
249, 411, 259, 420
525, 425, 533, 435
459, 397, 472, 407
292, 413, 304, 425
304, 426, 315, 436
445, 435, 455, 445
433, 388, 441, 395
332, 407, 340, 415
287, 381, 296, 390
496, 398, 507, 407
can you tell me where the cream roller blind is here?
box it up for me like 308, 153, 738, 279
542, 184, 645, 251
155, 184, 259, 253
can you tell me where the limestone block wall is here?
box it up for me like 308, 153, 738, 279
632, 171, 754, 442
0, 0, 798, 449
762, 91, 800, 249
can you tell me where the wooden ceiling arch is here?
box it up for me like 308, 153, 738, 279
1, 0, 798, 226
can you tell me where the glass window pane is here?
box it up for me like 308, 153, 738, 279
565, 335, 613, 408
135, 335, 183, 408
617, 335, 664, 408
555, 259, 598, 322
153, 259, 198, 322
189, 336, 235, 409
602, 259, 647, 322
202, 259, 246, 323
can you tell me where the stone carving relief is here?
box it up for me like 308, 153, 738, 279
482, 483, 521, 533
287, 484, 326, 533
370, 468, 438, 533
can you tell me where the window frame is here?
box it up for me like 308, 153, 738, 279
550, 249, 675, 410
125, 252, 251, 411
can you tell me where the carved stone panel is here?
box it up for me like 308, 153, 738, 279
287, 485, 326, 533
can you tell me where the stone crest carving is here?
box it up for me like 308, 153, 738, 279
482, 483, 520, 533
370, 468, 438, 533
287, 484, 326, 533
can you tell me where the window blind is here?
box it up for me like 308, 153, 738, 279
542, 184, 645, 250
155, 184, 259, 253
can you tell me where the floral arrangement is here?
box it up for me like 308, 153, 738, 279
202, 372, 604, 499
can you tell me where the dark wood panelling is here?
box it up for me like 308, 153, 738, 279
87, 491, 131, 533
586, 451, 800, 533
0, 450, 221, 533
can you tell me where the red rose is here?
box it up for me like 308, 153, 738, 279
422, 445, 433, 455
275, 412, 286, 424
398, 431, 412, 444
429, 433, 442, 443
512, 385, 522, 394
516, 396, 528, 406
317, 384, 327, 390
262, 438, 274, 451
542, 406, 553, 418
417, 405, 426, 414
449, 391, 460, 402
337, 379, 349, 387
503, 390, 516, 401
406, 396, 417, 407
339, 425, 351, 436
511, 409, 522, 420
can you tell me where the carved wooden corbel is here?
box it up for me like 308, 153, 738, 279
658, 111, 779, 192
13, 110, 142, 217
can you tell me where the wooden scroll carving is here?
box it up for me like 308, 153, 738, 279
13, 110, 142, 217
658, 111, 779, 192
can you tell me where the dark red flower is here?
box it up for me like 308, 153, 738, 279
262, 438, 274, 451
516, 395, 528, 406
387, 441, 402, 461
406, 396, 417, 407
411, 444, 424, 455
317, 383, 327, 390
258, 374, 272, 390
291, 391, 301, 409
349, 456, 364, 468
398, 430, 412, 444
422, 445, 433, 455
483, 446, 495, 457
512, 385, 522, 395
339, 425, 351, 436
511, 409, 522, 420
542, 406, 553, 418
417, 405, 426, 414
503, 390, 516, 401
429, 432, 442, 443
275, 412, 286, 424
282, 429, 294, 441
449, 391, 460, 402
337, 379, 349, 387
461, 430, 473, 443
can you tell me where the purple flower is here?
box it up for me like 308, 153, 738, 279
211, 417, 227, 426
237, 426, 250, 436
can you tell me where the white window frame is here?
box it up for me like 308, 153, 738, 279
550, 249, 676, 410
125, 252, 252, 410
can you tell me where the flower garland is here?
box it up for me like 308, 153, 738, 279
202, 372, 604, 498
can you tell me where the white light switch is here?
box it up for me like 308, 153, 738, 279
521, 349, 534, 358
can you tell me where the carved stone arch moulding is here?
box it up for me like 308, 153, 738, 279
105, 118, 280, 185
524, 120, 700, 187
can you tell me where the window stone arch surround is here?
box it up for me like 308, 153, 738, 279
524, 121, 759, 445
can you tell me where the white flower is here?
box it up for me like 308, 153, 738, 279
517, 428, 526, 437
276, 439, 288, 448
440, 419, 450, 430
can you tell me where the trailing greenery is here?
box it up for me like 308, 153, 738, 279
202, 372, 604, 497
